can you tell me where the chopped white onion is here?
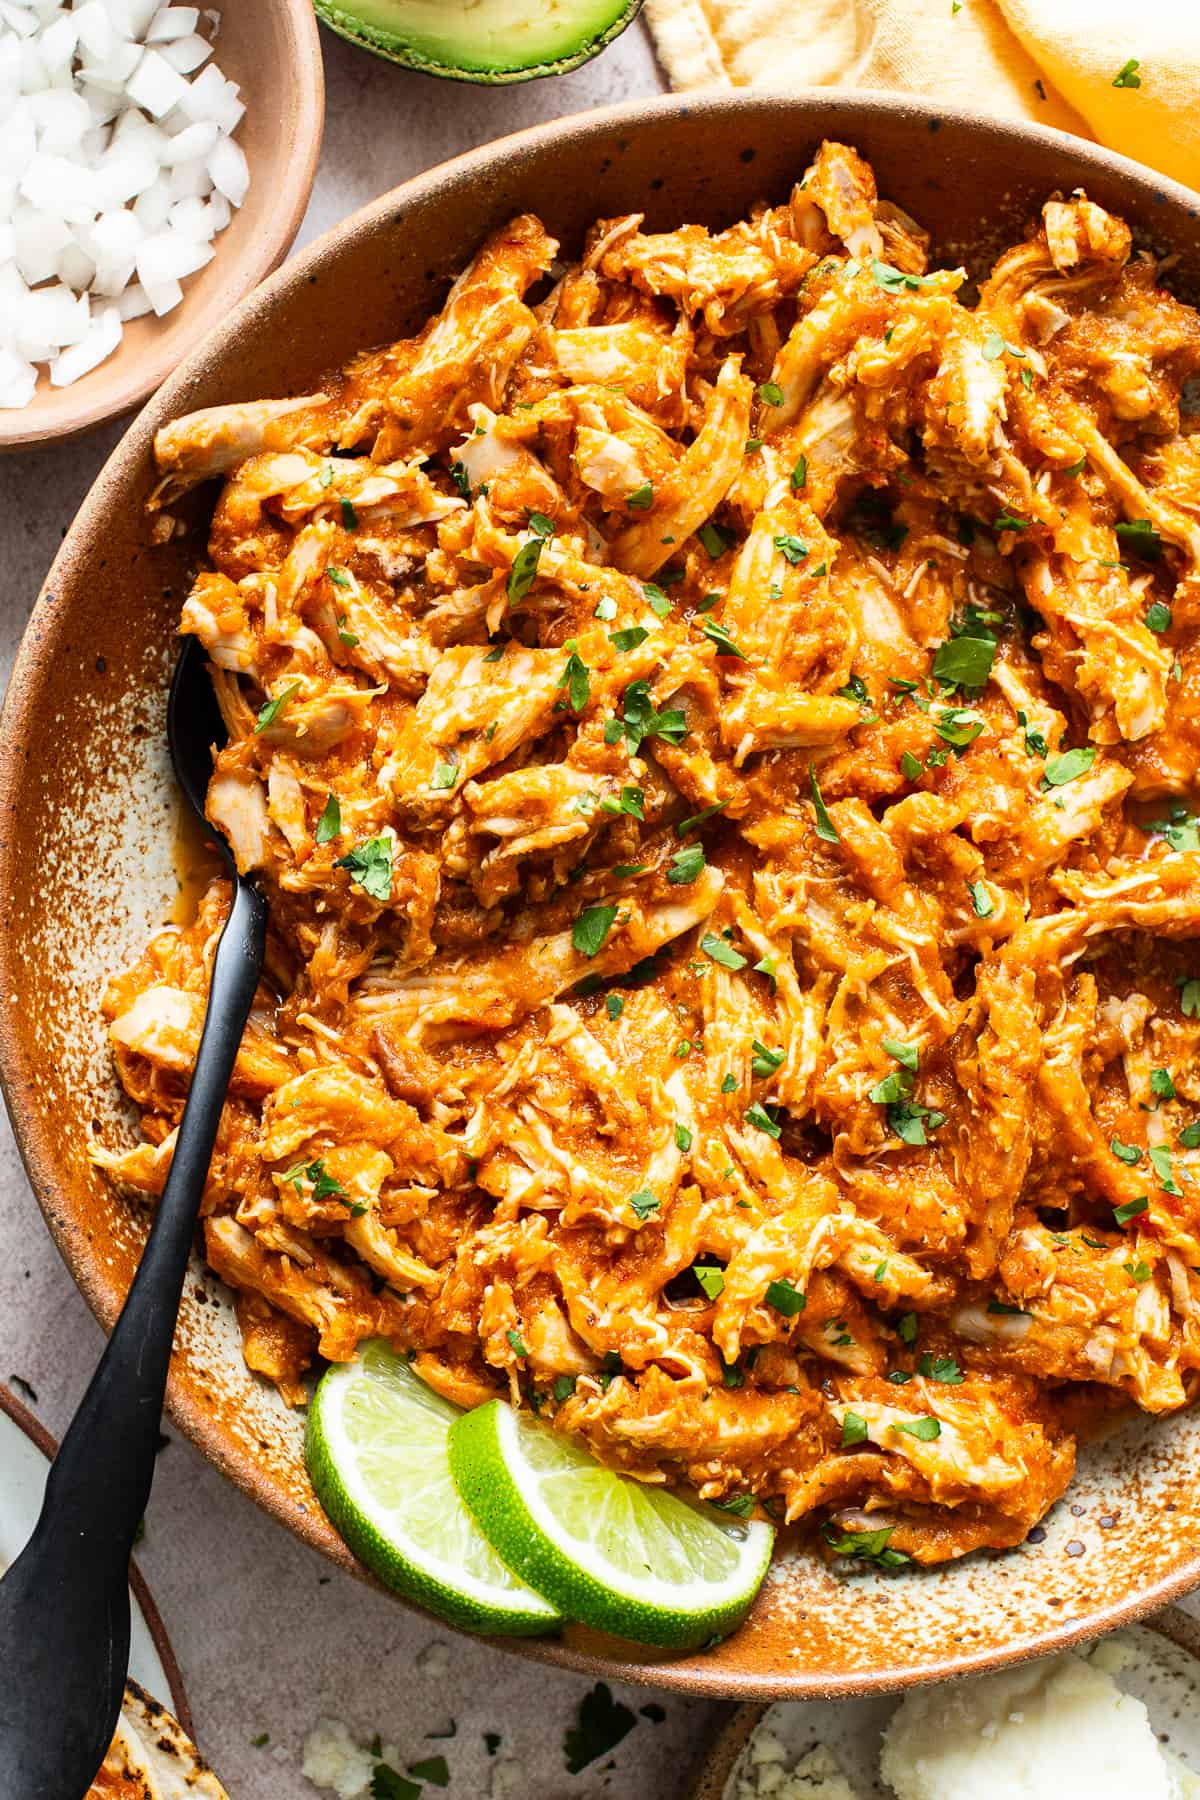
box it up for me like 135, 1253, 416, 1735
0, 0, 249, 407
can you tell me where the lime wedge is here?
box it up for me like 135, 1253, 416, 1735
448, 1400, 773, 1649
305, 1342, 561, 1636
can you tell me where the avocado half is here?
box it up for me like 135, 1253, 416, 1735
314, 0, 646, 84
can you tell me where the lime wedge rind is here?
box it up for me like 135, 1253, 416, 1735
305, 1343, 561, 1637
448, 1400, 773, 1649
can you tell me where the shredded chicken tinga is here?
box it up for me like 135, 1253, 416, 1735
97, 142, 1200, 1570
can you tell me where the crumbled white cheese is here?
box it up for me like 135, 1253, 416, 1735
300, 1719, 375, 1800
415, 1639, 452, 1680
490, 1756, 530, 1799
736, 1737, 861, 1800
881, 1651, 1184, 1800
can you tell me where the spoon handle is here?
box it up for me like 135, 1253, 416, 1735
0, 874, 266, 1797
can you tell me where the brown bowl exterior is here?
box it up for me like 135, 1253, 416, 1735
0, 0, 324, 451
4, 91, 1200, 1700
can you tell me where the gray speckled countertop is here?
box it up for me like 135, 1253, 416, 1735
0, 18, 728, 1799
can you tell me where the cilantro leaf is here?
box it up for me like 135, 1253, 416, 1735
841, 1411, 869, 1446
757, 381, 784, 406
573, 904, 618, 959
773, 533, 808, 565
315, 793, 341, 845
1042, 746, 1096, 787
667, 843, 705, 885
745, 1101, 781, 1139
335, 836, 393, 902
693, 1263, 725, 1299
1116, 517, 1161, 560
701, 933, 747, 971
893, 1416, 941, 1441
626, 481, 653, 510
765, 1277, 806, 1316
556, 643, 591, 713
809, 765, 839, 842
254, 682, 299, 733
1112, 57, 1142, 87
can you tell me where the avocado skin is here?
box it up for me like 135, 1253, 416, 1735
313, 0, 645, 85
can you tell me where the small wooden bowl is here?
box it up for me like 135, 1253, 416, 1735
0, 0, 324, 452
691, 1607, 1200, 1798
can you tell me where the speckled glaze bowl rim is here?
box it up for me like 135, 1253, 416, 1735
5, 88, 1200, 1700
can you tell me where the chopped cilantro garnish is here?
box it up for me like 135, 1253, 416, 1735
702, 619, 748, 659
315, 792, 341, 844
758, 381, 784, 406
449, 460, 471, 500
841, 1411, 868, 1446
994, 510, 1029, 532
1110, 1138, 1143, 1165
607, 679, 687, 752
674, 1122, 693, 1152
628, 1188, 660, 1220
1116, 517, 1162, 560
702, 933, 747, 971
882, 1038, 919, 1072
335, 835, 393, 902
564, 1684, 636, 1776
594, 595, 617, 622
698, 521, 729, 558
746, 1101, 782, 1139
1114, 1195, 1149, 1225
626, 481, 654, 510
968, 879, 994, 918
644, 583, 672, 618
676, 798, 730, 836
901, 750, 924, 780
809, 765, 839, 842
371, 1766, 420, 1800
507, 531, 548, 606
931, 620, 997, 692
790, 455, 808, 491
897, 1312, 919, 1344
254, 682, 299, 733
694, 1263, 725, 1300
340, 496, 358, 530
609, 626, 649, 652
765, 1278, 806, 1316
773, 533, 808, 565
721, 1073, 738, 1094
1146, 602, 1172, 634
709, 1491, 754, 1515
1180, 1122, 1200, 1148
821, 1522, 910, 1568
505, 1329, 528, 1357
601, 785, 644, 820
1042, 746, 1096, 787
667, 843, 705, 885
751, 1040, 785, 1079
430, 759, 459, 791
1150, 1144, 1183, 1195
326, 564, 351, 589
893, 1415, 941, 1441
556, 643, 591, 713
1124, 1260, 1151, 1284
1112, 57, 1142, 87
1151, 1067, 1177, 1100
606, 994, 624, 1020
573, 904, 618, 959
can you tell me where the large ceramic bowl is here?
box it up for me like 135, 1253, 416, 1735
3, 91, 1200, 1700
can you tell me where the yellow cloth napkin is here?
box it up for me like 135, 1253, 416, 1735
643, 0, 1200, 192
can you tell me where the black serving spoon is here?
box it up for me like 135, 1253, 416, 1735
0, 636, 266, 1798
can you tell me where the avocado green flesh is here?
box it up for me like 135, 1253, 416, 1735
315, 0, 642, 81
